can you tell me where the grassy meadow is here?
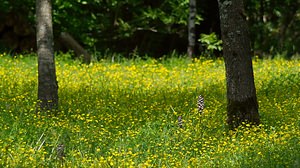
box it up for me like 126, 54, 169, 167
0, 53, 299, 167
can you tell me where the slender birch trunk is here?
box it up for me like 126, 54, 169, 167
187, 0, 197, 58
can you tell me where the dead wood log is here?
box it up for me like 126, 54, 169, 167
59, 32, 91, 64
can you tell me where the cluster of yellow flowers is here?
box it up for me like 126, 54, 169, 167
0, 54, 299, 167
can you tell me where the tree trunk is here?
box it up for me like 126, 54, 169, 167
218, 0, 260, 129
187, 0, 196, 58
36, 0, 58, 112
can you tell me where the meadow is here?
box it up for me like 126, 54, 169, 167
0, 53, 299, 167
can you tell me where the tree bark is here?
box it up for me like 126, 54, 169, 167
36, 0, 58, 112
187, 0, 197, 58
218, 0, 260, 129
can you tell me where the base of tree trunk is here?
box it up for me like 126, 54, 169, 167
187, 45, 194, 58
36, 99, 58, 114
227, 96, 260, 129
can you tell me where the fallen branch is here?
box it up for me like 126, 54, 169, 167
59, 32, 91, 64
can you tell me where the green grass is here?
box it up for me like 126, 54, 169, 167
0, 53, 299, 167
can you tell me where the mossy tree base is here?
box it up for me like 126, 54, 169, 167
227, 96, 260, 129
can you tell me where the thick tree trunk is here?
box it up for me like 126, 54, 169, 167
187, 0, 196, 58
36, 0, 58, 112
218, 0, 260, 129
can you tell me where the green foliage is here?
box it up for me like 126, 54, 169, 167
198, 33, 222, 57
51, 0, 195, 50
0, 0, 201, 55
0, 53, 299, 167
0, 0, 299, 57
245, 0, 300, 56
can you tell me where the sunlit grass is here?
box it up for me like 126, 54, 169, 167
0, 53, 299, 167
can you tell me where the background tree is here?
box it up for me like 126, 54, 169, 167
218, 0, 260, 129
36, 0, 58, 112
187, 0, 197, 57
